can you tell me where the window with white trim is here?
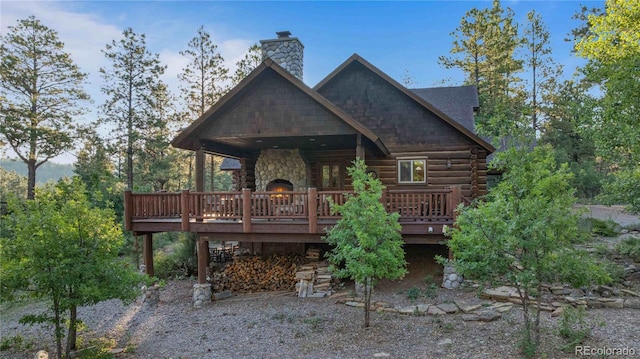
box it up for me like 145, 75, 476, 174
397, 158, 426, 184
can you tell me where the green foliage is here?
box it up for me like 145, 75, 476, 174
575, 1, 640, 209
0, 167, 27, 199
439, 0, 527, 140
0, 178, 145, 358
405, 287, 422, 302
0, 334, 33, 351
558, 306, 591, 352
616, 236, 640, 262
0, 16, 90, 199
231, 44, 261, 86
600, 168, 640, 215
324, 159, 407, 327
447, 145, 611, 355
153, 233, 197, 279
586, 217, 620, 237
100, 27, 166, 191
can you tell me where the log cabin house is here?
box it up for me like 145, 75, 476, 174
123, 32, 494, 295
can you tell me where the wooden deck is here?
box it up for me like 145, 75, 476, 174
124, 187, 461, 242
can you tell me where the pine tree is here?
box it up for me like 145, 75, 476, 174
100, 28, 166, 191
522, 10, 563, 135
0, 16, 89, 199
178, 26, 230, 191
231, 43, 261, 86
439, 0, 525, 140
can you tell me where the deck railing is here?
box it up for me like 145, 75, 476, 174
124, 187, 462, 232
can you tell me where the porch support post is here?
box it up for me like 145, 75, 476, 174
195, 149, 205, 192
242, 188, 252, 233
356, 133, 365, 160
193, 235, 212, 307
308, 188, 317, 234
124, 189, 133, 231
197, 236, 208, 284
143, 233, 154, 277
181, 190, 190, 231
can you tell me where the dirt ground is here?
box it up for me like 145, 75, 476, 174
576, 204, 640, 228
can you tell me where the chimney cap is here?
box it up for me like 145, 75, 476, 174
276, 31, 292, 38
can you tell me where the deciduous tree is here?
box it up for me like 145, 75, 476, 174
324, 160, 407, 328
0, 178, 144, 359
574, 0, 640, 213
0, 16, 89, 199
445, 146, 611, 356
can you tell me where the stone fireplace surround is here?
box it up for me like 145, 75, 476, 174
254, 149, 309, 191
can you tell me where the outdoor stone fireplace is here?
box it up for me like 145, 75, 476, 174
255, 149, 309, 191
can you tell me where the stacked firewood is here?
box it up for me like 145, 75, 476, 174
295, 247, 335, 297
210, 254, 306, 293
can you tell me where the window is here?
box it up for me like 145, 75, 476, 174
397, 158, 426, 184
321, 164, 341, 188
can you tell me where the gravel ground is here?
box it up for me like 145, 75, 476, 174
2, 279, 639, 359
2, 206, 639, 359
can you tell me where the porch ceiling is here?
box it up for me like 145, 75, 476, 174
200, 134, 382, 158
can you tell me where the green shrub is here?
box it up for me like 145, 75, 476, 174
406, 287, 422, 302
558, 306, 591, 352
588, 218, 620, 237
616, 236, 640, 262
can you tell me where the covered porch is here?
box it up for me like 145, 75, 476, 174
124, 186, 462, 283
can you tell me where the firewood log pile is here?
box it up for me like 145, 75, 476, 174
210, 254, 307, 293
295, 247, 336, 298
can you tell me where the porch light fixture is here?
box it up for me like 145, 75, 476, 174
272, 145, 279, 148
309, 138, 315, 141
428, 226, 434, 233
446, 158, 452, 169
255, 139, 263, 143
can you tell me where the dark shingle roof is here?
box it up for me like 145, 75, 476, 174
410, 85, 478, 133
220, 157, 241, 170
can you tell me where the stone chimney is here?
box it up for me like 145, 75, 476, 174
260, 31, 304, 80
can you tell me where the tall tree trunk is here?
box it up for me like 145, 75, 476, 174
53, 296, 63, 359
26, 159, 37, 200
65, 304, 78, 358
364, 277, 372, 328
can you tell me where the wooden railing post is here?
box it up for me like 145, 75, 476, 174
124, 190, 133, 231
242, 188, 252, 233
380, 189, 388, 212
308, 188, 317, 233
450, 186, 462, 219
181, 190, 190, 231
197, 237, 208, 284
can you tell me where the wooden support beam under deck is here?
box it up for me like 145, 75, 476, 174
143, 233, 154, 277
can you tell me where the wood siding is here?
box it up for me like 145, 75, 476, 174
317, 61, 474, 152
202, 70, 357, 140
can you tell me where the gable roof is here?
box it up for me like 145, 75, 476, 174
411, 85, 478, 133
314, 54, 495, 153
172, 58, 389, 156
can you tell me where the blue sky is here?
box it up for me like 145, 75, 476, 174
1, 0, 601, 163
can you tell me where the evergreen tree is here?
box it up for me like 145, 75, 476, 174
178, 26, 230, 191
439, 0, 525, 140
0, 16, 89, 199
100, 28, 166, 191
522, 10, 563, 135
231, 43, 261, 86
